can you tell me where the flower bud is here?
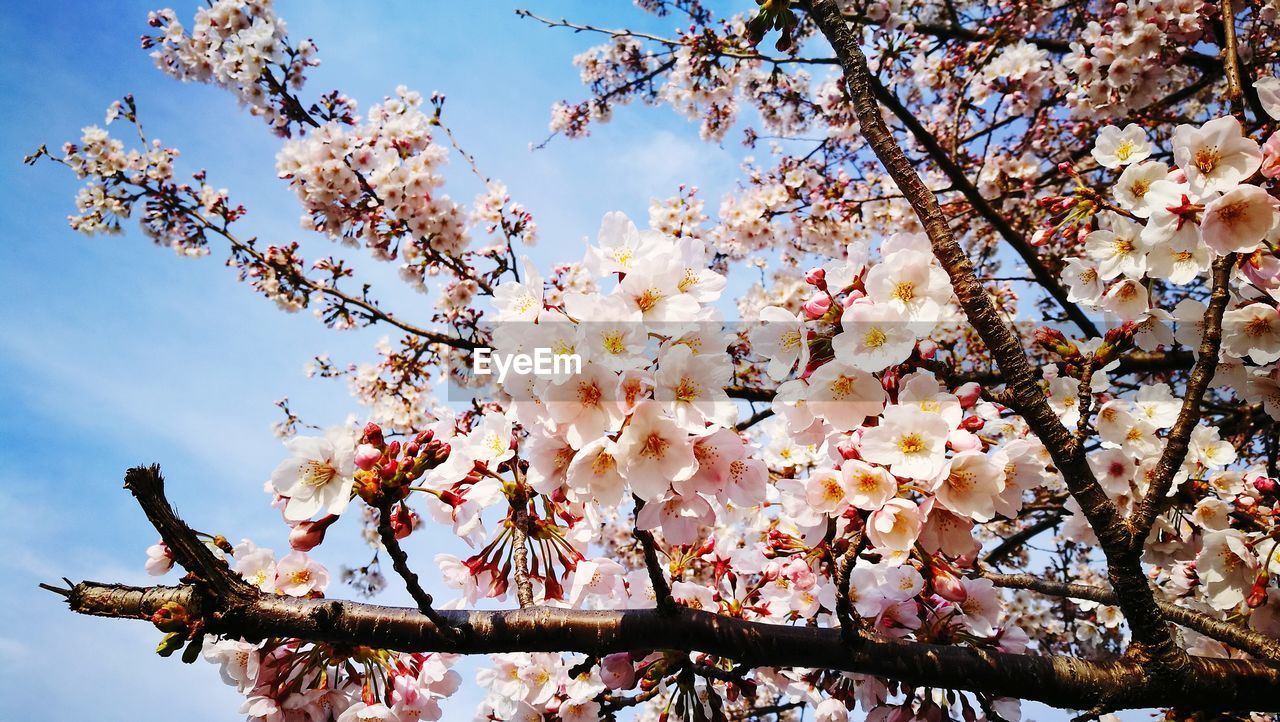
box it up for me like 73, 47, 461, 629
600, 653, 637, 690
955, 382, 982, 408
1255, 477, 1278, 496
948, 428, 982, 452
805, 267, 827, 289
802, 294, 832, 320
1033, 327, 1080, 360
392, 504, 417, 540
932, 570, 968, 602
1248, 575, 1270, 608
361, 422, 384, 447
917, 339, 938, 359
761, 561, 781, 581
354, 443, 383, 471
150, 602, 191, 633
289, 514, 340, 551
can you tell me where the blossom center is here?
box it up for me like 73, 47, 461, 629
674, 377, 701, 403
864, 326, 887, 349
641, 432, 670, 459
302, 460, 338, 488
1194, 146, 1220, 174
577, 381, 602, 407
1245, 316, 1275, 338
892, 281, 916, 303
898, 433, 926, 455
636, 288, 663, 312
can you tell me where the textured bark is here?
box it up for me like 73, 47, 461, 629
55, 579, 1280, 712
804, 0, 1187, 675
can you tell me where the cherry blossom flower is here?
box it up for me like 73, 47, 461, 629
1099, 278, 1149, 321
1091, 123, 1151, 168
933, 451, 1003, 521
1197, 530, 1259, 610
842, 458, 898, 510
145, 542, 173, 576
1060, 258, 1103, 304
866, 498, 925, 551
1201, 184, 1277, 255
653, 342, 734, 431
1222, 303, 1280, 364
1171, 115, 1262, 195
566, 437, 626, 506
275, 551, 329, 596
859, 405, 949, 479
750, 305, 810, 381
805, 361, 887, 432
832, 301, 917, 371
1083, 213, 1147, 280
863, 249, 951, 324
615, 401, 698, 500
270, 428, 357, 522
1113, 161, 1169, 217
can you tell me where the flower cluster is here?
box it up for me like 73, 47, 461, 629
144, 0, 319, 135
275, 87, 471, 289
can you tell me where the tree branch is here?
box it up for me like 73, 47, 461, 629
1130, 255, 1234, 541
804, 0, 1186, 676
375, 500, 464, 641
52, 579, 1280, 712
986, 572, 1280, 664
633, 496, 676, 613
866, 74, 1100, 338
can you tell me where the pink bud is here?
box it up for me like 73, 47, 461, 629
600, 653, 637, 690
933, 571, 968, 603
391, 505, 417, 540
354, 443, 383, 471
836, 439, 860, 460
288, 514, 340, 551
802, 295, 831, 320
960, 415, 985, 432
361, 422, 384, 446
955, 382, 982, 408
1255, 477, 1278, 495
916, 339, 938, 359
805, 267, 827, 289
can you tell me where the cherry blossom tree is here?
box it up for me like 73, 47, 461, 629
28, 0, 1280, 719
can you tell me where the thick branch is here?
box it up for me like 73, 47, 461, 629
122, 465, 254, 602
55, 579, 1280, 712
805, 0, 1185, 675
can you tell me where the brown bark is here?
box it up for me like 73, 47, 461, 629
52, 579, 1280, 712
803, 0, 1187, 675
